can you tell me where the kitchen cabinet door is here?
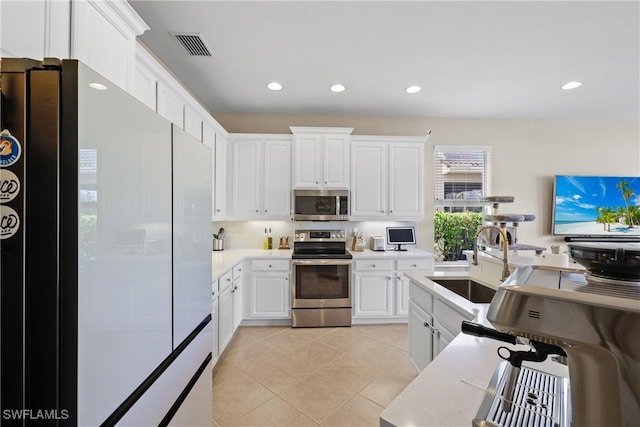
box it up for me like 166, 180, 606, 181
433, 320, 456, 358
408, 300, 434, 372
263, 139, 292, 217
218, 286, 233, 353
248, 273, 291, 318
389, 143, 424, 218
232, 276, 243, 330
157, 81, 184, 129
213, 132, 228, 219
351, 142, 387, 217
323, 134, 350, 188
353, 273, 394, 317
293, 134, 322, 188
231, 139, 262, 217
396, 275, 410, 316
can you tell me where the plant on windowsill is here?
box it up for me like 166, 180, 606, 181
434, 210, 483, 261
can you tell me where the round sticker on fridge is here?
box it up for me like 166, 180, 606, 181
0, 129, 22, 167
0, 170, 20, 203
0, 205, 20, 239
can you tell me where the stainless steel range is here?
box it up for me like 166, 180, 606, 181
291, 229, 352, 327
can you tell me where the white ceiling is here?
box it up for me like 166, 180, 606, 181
129, 1, 640, 121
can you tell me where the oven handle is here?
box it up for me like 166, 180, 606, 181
292, 259, 353, 266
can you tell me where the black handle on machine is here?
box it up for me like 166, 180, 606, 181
461, 321, 517, 345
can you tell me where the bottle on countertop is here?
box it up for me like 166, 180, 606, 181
263, 228, 268, 250
267, 227, 273, 250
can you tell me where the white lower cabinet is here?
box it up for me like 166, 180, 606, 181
352, 256, 433, 322
353, 273, 393, 317
217, 285, 233, 353
408, 280, 474, 372
247, 259, 291, 320
408, 300, 433, 373
396, 275, 410, 316
232, 263, 243, 330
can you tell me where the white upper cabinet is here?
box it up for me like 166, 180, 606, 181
1, 0, 71, 59
263, 139, 293, 217
291, 127, 352, 189
388, 142, 425, 218
213, 132, 228, 220
351, 136, 427, 220
351, 142, 387, 217
229, 134, 292, 220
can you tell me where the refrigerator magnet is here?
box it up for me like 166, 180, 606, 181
0, 169, 20, 203
0, 205, 20, 239
0, 129, 22, 167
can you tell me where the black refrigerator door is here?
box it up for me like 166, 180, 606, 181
1, 58, 72, 424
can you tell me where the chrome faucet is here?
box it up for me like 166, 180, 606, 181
472, 225, 510, 281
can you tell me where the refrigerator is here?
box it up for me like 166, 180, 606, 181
0, 58, 212, 426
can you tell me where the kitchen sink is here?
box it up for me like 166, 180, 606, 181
431, 279, 496, 303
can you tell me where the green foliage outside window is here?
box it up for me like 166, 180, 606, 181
434, 210, 483, 261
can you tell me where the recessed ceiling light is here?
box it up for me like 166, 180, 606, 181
561, 81, 582, 90
89, 82, 108, 90
267, 82, 283, 91
330, 84, 346, 93
405, 85, 421, 94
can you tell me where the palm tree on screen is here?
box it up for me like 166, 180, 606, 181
616, 180, 636, 228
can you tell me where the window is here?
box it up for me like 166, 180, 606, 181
433, 146, 491, 261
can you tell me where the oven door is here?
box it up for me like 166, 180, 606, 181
292, 259, 352, 308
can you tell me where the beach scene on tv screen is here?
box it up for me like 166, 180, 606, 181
554, 176, 640, 236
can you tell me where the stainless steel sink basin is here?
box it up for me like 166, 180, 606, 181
431, 279, 496, 303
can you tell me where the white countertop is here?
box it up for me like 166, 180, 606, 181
212, 249, 292, 277
213, 248, 436, 278
348, 248, 435, 258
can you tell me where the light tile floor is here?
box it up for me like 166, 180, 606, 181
212, 324, 416, 427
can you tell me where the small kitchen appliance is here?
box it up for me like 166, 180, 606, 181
291, 229, 352, 327
293, 189, 349, 221
371, 236, 385, 251
465, 240, 640, 427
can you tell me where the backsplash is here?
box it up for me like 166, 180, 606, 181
212, 220, 419, 250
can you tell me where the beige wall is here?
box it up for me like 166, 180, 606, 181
213, 113, 640, 252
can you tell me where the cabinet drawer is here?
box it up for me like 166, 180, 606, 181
354, 259, 394, 271
409, 281, 433, 313
434, 298, 473, 335
396, 258, 434, 271
250, 259, 290, 271
232, 262, 243, 279
218, 270, 233, 292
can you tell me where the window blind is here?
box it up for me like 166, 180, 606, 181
434, 146, 491, 210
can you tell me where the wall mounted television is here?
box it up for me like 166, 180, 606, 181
552, 175, 640, 238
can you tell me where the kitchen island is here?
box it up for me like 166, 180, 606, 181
380, 271, 569, 427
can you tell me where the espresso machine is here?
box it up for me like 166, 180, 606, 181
464, 241, 640, 427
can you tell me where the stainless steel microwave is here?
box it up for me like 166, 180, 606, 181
293, 190, 349, 221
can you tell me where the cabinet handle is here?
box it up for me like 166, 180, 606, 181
256, 209, 259, 213
269, 264, 272, 268
316, 181, 319, 184
238, 268, 242, 272
285, 277, 288, 281
265, 209, 267, 212
234, 286, 238, 291
212, 291, 215, 296
390, 210, 393, 213
216, 209, 220, 212
381, 210, 384, 213
324, 181, 327, 184
226, 278, 231, 281
412, 264, 417, 267
371, 264, 376, 268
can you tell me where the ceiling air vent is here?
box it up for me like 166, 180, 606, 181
172, 33, 213, 57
